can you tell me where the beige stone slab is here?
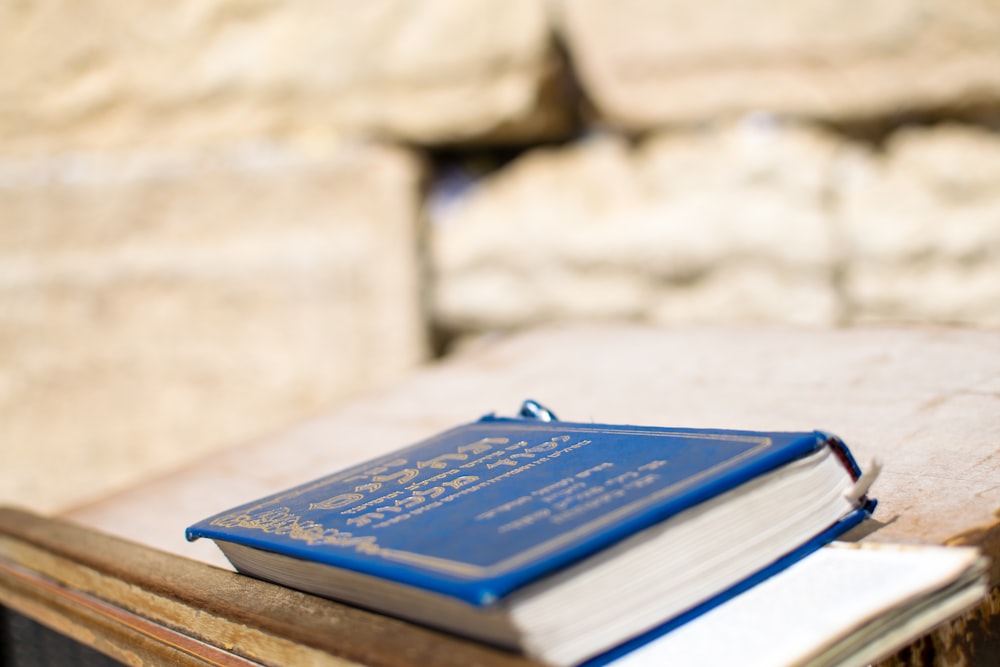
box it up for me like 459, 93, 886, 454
839, 125, 1000, 327
431, 123, 847, 331
66, 325, 1000, 579
1, 141, 427, 513
554, 0, 1000, 128
841, 126, 1000, 263
0, 0, 566, 152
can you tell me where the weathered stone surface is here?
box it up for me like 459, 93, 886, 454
0, 0, 565, 153
840, 125, 1000, 326
0, 141, 427, 512
554, 0, 1000, 129
431, 120, 846, 331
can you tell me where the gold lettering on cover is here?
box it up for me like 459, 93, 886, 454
607, 471, 639, 486
417, 453, 470, 469
412, 486, 447, 501
441, 475, 479, 489
339, 491, 404, 515
309, 492, 365, 511
541, 482, 587, 503
417, 438, 507, 469
342, 458, 408, 481
396, 494, 427, 510
526, 436, 569, 453
575, 462, 613, 478
498, 508, 552, 533
460, 437, 509, 454
475, 495, 533, 520
339, 457, 410, 493
212, 507, 382, 554
487, 436, 570, 468
225, 436, 600, 534
371, 468, 420, 485
486, 457, 520, 469
346, 512, 386, 527
404, 468, 460, 491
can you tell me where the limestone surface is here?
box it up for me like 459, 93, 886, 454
840, 125, 1000, 326
554, 0, 1000, 129
0, 0, 565, 153
431, 121, 849, 331
0, 141, 427, 512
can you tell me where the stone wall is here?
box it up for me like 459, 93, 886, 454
554, 0, 1000, 127
1, 142, 427, 512
431, 121, 1000, 332
0, 0, 564, 152
3, 0, 999, 511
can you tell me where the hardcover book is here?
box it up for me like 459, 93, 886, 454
187, 402, 877, 666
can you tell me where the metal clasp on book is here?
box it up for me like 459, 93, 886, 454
518, 399, 558, 422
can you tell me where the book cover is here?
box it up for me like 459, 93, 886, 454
186, 411, 873, 606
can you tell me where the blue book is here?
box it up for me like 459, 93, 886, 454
187, 402, 875, 666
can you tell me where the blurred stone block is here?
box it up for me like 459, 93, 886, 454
840, 125, 1000, 325
0, 0, 567, 152
431, 121, 846, 332
554, 0, 1000, 129
0, 141, 427, 512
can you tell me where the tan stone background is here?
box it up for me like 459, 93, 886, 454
3, 0, 999, 513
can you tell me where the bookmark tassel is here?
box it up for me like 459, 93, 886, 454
844, 458, 882, 505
